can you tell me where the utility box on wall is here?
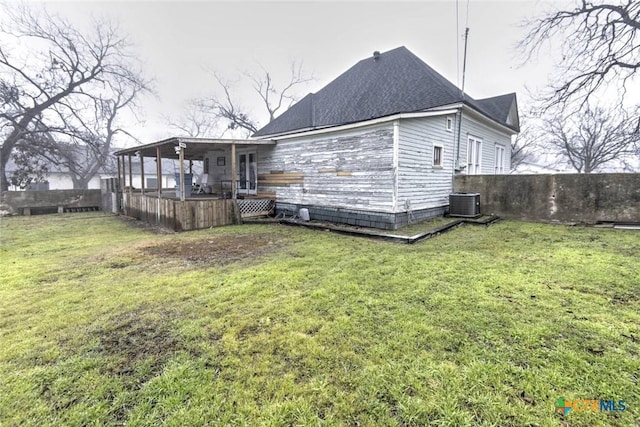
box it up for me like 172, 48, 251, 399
449, 193, 481, 218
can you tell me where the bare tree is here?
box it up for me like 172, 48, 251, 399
207, 73, 260, 136
48, 75, 147, 189
247, 62, 312, 123
510, 116, 538, 171
541, 106, 639, 173
166, 100, 223, 138
511, 135, 536, 171
0, 3, 149, 190
197, 62, 313, 137
520, 1, 640, 111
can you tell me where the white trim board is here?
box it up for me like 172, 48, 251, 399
259, 109, 459, 141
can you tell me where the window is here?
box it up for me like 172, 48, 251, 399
495, 144, 505, 174
446, 117, 453, 132
146, 178, 158, 189
467, 136, 482, 174
433, 145, 443, 167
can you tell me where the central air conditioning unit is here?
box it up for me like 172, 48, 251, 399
449, 193, 481, 218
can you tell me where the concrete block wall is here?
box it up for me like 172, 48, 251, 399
454, 173, 640, 223
1, 189, 102, 215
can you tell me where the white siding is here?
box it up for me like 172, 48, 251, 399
257, 123, 395, 212
46, 173, 101, 190
459, 112, 513, 175
396, 116, 457, 212
127, 174, 175, 189
12, 173, 175, 191
396, 112, 514, 213
253, 111, 514, 214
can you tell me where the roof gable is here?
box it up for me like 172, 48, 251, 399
473, 93, 520, 132
254, 46, 519, 137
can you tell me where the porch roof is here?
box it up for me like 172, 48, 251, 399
113, 137, 276, 160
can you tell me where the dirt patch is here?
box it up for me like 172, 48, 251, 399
88, 307, 190, 379
610, 291, 640, 305
142, 233, 282, 266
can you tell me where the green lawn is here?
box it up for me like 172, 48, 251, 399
0, 213, 638, 426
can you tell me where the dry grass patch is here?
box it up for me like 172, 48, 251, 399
141, 232, 283, 265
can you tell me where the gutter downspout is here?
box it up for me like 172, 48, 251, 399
455, 109, 464, 172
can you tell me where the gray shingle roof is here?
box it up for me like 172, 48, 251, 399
473, 93, 519, 127
254, 46, 519, 137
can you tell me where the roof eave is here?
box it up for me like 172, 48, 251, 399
113, 137, 276, 157
256, 109, 460, 140
460, 102, 519, 134
253, 97, 520, 140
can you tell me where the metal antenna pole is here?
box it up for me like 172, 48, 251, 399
461, 27, 469, 98
455, 27, 470, 171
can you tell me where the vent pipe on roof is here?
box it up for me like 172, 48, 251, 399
373, 51, 380, 60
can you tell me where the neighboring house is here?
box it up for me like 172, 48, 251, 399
245, 46, 519, 229
4, 159, 113, 191
5, 154, 177, 191
122, 157, 182, 190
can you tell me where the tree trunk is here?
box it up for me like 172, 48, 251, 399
71, 176, 90, 190
0, 159, 8, 192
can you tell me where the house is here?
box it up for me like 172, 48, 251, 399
4, 154, 177, 191
120, 157, 181, 190
249, 46, 519, 229
113, 46, 519, 231
4, 157, 115, 191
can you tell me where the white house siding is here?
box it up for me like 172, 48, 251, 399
257, 123, 395, 212
127, 174, 176, 190
44, 173, 104, 190
33, 173, 174, 191
458, 112, 513, 175
396, 116, 457, 213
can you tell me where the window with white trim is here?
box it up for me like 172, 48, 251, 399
446, 117, 453, 132
433, 144, 443, 167
495, 144, 505, 174
467, 136, 482, 174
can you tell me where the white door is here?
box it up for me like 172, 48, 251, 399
237, 151, 257, 195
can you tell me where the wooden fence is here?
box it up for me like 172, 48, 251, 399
123, 193, 243, 231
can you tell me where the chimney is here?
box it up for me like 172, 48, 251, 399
373, 51, 380, 61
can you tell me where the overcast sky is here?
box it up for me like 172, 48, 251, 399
43, 0, 570, 144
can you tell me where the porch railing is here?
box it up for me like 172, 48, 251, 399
123, 192, 274, 231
